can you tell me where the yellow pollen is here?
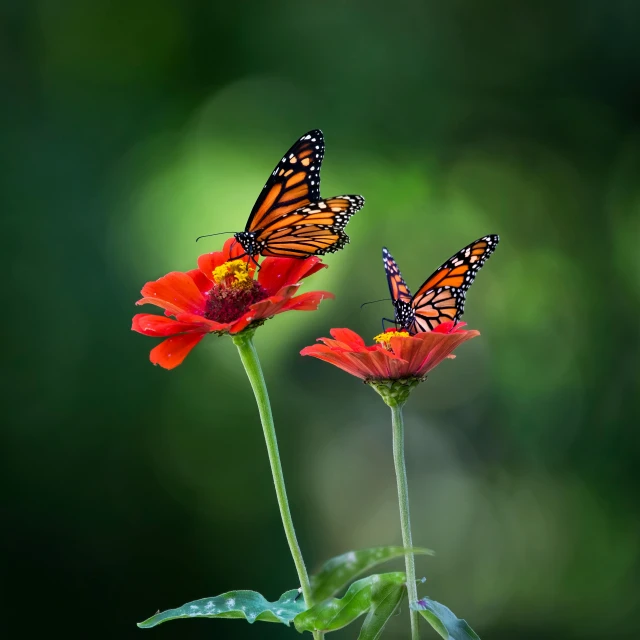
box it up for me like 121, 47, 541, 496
374, 330, 410, 347
212, 259, 253, 288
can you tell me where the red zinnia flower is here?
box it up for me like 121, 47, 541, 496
133, 238, 333, 369
301, 322, 479, 403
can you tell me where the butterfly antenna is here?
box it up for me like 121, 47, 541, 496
360, 298, 391, 310
195, 231, 236, 242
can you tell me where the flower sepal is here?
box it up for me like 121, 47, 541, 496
366, 377, 425, 407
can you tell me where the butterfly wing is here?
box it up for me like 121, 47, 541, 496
245, 130, 324, 233
258, 195, 365, 257
289, 195, 365, 231
382, 247, 416, 330
260, 226, 348, 258
409, 235, 499, 333
382, 247, 412, 303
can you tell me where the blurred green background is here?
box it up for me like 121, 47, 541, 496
3, 0, 640, 638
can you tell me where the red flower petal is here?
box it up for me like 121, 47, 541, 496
258, 256, 326, 296
173, 312, 229, 332
391, 330, 478, 377
348, 350, 392, 378
281, 290, 334, 311
228, 294, 290, 333
149, 333, 207, 369
137, 272, 207, 315
227, 287, 333, 334
304, 260, 328, 278
271, 283, 302, 299
132, 314, 208, 337
352, 349, 401, 378
187, 268, 214, 294
197, 253, 229, 282
432, 321, 467, 334
329, 328, 366, 348
300, 344, 372, 379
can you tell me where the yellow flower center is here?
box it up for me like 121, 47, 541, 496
373, 330, 410, 347
212, 259, 253, 288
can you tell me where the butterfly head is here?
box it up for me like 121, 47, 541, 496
234, 231, 262, 258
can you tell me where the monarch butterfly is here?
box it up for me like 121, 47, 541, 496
232, 130, 365, 259
383, 235, 499, 333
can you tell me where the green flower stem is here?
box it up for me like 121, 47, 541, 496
390, 401, 420, 640
232, 331, 320, 638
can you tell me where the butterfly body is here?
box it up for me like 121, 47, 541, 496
391, 297, 415, 330
383, 235, 499, 334
233, 129, 364, 259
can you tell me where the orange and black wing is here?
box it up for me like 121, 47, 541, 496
260, 226, 348, 258
258, 195, 365, 257
409, 235, 499, 333
382, 247, 412, 303
245, 130, 324, 233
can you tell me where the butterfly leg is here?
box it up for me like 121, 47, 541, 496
249, 254, 261, 271
381, 317, 398, 332
226, 248, 262, 271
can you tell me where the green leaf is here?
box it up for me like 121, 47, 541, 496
294, 572, 406, 634
357, 577, 406, 640
138, 589, 304, 629
411, 598, 480, 640
311, 546, 434, 601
